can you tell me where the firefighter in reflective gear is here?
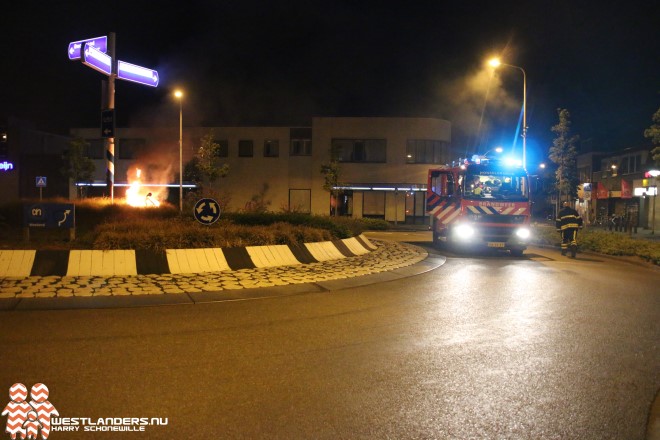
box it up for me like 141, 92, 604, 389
556, 201, 583, 257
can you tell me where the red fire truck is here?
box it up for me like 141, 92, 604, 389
427, 157, 532, 256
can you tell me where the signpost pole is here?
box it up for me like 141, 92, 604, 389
105, 32, 116, 203
70, 32, 159, 206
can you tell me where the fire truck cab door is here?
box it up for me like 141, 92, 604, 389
429, 170, 459, 198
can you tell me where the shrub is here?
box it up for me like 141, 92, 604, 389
221, 212, 386, 238
92, 218, 335, 252
532, 224, 660, 265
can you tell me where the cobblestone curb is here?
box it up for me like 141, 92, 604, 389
0, 240, 427, 300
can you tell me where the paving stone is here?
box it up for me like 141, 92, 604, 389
57, 290, 74, 297
111, 289, 132, 296
142, 289, 164, 295
75, 288, 94, 297
2, 277, 24, 282
34, 291, 57, 298
93, 288, 113, 296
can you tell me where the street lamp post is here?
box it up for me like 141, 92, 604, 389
174, 90, 183, 213
488, 58, 527, 169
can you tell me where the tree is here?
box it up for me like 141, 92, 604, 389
61, 136, 95, 198
644, 106, 660, 166
244, 183, 271, 213
320, 143, 343, 216
549, 108, 579, 203
187, 131, 229, 194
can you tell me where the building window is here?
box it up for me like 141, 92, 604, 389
618, 154, 643, 174
406, 139, 449, 164
84, 139, 104, 159
264, 139, 279, 157
290, 140, 312, 156
117, 138, 146, 160
290, 127, 312, 156
215, 140, 229, 157
238, 140, 254, 157
331, 139, 386, 163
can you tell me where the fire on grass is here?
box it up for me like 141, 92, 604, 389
124, 166, 168, 207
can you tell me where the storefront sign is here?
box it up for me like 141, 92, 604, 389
0, 161, 14, 171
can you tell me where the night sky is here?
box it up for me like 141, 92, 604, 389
1, 0, 658, 166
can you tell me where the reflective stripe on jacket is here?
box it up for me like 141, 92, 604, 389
556, 207, 583, 231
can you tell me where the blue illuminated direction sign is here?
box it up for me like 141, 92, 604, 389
68, 36, 107, 60
23, 204, 75, 229
117, 60, 159, 87
82, 43, 112, 76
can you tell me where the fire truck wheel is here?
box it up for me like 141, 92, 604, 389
510, 249, 524, 257
432, 232, 442, 248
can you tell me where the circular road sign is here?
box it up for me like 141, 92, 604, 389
193, 198, 221, 225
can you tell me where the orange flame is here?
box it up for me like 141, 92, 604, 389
125, 168, 162, 207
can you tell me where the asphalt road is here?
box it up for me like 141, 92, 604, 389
1, 239, 659, 439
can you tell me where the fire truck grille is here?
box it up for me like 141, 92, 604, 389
469, 215, 526, 224
478, 226, 515, 241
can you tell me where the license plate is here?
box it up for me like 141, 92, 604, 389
487, 242, 505, 248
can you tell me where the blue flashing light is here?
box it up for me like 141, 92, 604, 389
504, 157, 523, 167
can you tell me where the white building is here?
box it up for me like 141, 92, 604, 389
71, 116, 452, 223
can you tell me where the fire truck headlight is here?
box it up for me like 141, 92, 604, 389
515, 228, 531, 240
455, 224, 475, 239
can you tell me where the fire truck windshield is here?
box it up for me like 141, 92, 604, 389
465, 172, 528, 201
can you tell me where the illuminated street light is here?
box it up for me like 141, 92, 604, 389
174, 90, 183, 212
488, 57, 527, 169
483, 146, 503, 157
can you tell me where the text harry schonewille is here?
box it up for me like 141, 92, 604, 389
51, 417, 168, 432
